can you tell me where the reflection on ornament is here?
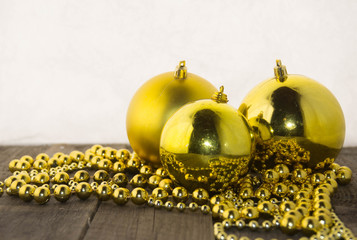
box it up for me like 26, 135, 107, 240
160, 86, 255, 192
239, 60, 345, 169
126, 61, 217, 166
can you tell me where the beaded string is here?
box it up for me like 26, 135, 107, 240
0, 145, 355, 240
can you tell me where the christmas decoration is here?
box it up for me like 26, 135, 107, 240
126, 61, 217, 166
160, 86, 255, 192
239, 60, 345, 169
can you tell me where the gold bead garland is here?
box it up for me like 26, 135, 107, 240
0, 145, 355, 240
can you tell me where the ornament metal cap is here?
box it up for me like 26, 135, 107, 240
274, 59, 288, 82
211, 86, 228, 103
174, 60, 187, 79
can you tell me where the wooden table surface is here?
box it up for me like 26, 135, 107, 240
0, 144, 356, 240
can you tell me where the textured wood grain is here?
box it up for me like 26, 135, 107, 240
0, 145, 356, 240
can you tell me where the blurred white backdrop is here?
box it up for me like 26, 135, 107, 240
0, 0, 356, 146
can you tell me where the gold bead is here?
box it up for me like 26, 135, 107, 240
280, 214, 299, 235
48, 157, 63, 167
19, 184, 36, 202
255, 187, 271, 200
10, 179, 26, 195
311, 173, 325, 185
75, 182, 92, 200
172, 187, 188, 203
112, 187, 130, 205
104, 148, 117, 160
33, 172, 50, 185
274, 164, 290, 179
294, 190, 310, 201
324, 170, 336, 180
155, 168, 168, 177
36, 153, 49, 162
84, 150, 95, 163
131, 187, 149, 205
336, 166, 352, 185
192, 188, 209, 205
273, 183, 288, 198
291, 169, 308, 183
69, 150, 84, 163
139, 165, 152, 176
33, 186, 51, 204
287, 184, 299, 197
54, 184, 71, 202
20, 155, 34, 165
126, 157, 141, 173
15, 160, 31, 172
176, 202, 186, 212
97, 159, 113, 171
295, 206, 309, 216
315, 213, 333, 228
301, 216, 322, 236
130, 174, 147, 188
158, 178, 174, 193
151, 187, 169, 202
257, 201, 275, 216
33, 160, 48, 171
279, 201, 296, 214
93, 170, 109, 183
17, 172, 31, 183
112, 161, 126, 173
262, 220, 272, 231
116, 149, 131, 163
210, 195, 225, 207
313, 200, 332, 210
239, 187, 254, 199
147, 175, 162, 189
314, 193, 331, 202
313, 208, 331, 217
263, 169, 279, 183
53, 172, 70, 184
223, 208, 240, 221
212, 203, 229, 219
60, 155, 72, 165
96, 147, 107, 158
73, 170, 90, 183
284, 209, 303, 221
96, 184, 113, 201
112, 173, 128, 187
9, 159, 19, 172
241, 206, 259, 219
90, 144, 103, 154
165, 201, 174, 211
90, 156, 103, 168
324, 179, 338, 192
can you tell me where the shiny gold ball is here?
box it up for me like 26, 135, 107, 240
192, 188, 209, 205
33, 186, 51, 204
112, 173, 128, 187
172, 186, 188, 203
222, 208, 240, 221
73, 170, 90, 183
112, 187, 130, 205
54, 184, 71, 202
239, 60, 345, 169
160, 86, 254, 192
127, 61, 217, 166
131, 187, 149, 205
301, 216, 322, 236
19, 184, 36, 202
75, 182, 93, 200
212, 203, 229, 219
96, 184, 113, 201
151, 187, 169, 202
53, 172, 70, 184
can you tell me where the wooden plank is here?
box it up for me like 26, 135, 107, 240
83, 201, 214, 240
0, 145, 100, 240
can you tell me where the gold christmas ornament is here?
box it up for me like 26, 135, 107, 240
126, 61, 217, 166
239, 60, 345, 169
160, 86, 255, 192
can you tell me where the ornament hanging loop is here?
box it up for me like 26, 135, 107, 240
211, 86, 228, 103
174, 60, 187, 80
274, 59, 288, 82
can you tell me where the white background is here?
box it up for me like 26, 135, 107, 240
1, 0, 356, 146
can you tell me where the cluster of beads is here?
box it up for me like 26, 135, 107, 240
0, 145, 355, 240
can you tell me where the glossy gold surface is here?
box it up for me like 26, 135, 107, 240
160, 88, 254, 192
239, 60, 345, 169
127, 61, 217, 166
